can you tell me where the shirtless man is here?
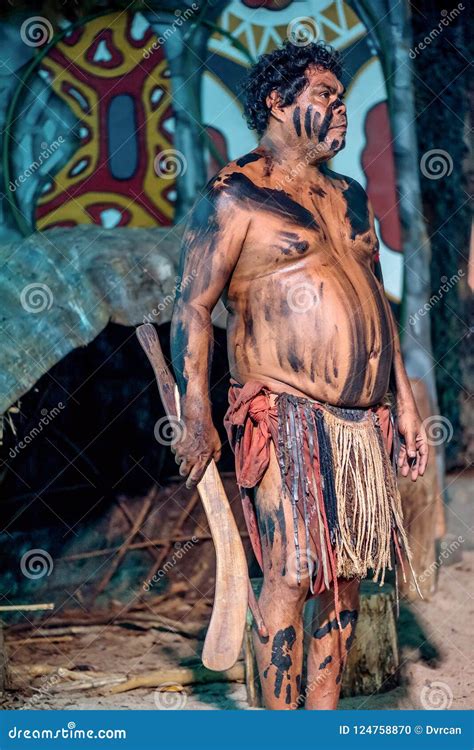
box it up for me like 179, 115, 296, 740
170, 41, 428, 709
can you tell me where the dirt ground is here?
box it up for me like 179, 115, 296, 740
2, 472, 473, 711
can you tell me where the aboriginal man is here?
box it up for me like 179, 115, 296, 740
170, 41, 428, 710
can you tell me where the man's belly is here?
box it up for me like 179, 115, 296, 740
226, 264, 394, 408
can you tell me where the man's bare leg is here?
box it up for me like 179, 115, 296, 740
305, 577, 360, 709
251, 444, 310, 709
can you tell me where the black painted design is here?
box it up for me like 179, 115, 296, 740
222, 172, 320, 231
317, 107, 333, 142
313, 609, 358, 640
293, 106, 301, 137
236, 152, 263, 167
304, 105, 313, 138
263, 626, 297, 699
309, 184, 326, 198
272, 231, 309, 256
275, 497, 287, 576
319, 655, 333, 670
342, 179, 370, 240
312, 110, 321, 135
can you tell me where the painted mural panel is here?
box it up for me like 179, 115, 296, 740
35, 12, 175, 231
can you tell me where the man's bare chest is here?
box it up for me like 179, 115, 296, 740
233, 181, 376, 280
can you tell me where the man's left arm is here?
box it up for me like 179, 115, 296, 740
368, 200, 429, 482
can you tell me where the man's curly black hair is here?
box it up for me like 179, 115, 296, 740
243, 40, 343, 137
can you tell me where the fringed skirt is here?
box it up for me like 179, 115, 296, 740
224, 379, 421, 618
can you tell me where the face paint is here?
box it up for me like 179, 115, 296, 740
304, 105, 313, 138
293, 106, 302, 137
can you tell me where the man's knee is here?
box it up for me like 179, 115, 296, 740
264, 568, 310, 604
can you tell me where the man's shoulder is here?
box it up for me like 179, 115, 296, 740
201, 150, 264, 204
322, 165, 369, 200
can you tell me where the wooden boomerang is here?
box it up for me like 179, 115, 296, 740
136, 324, 257, 671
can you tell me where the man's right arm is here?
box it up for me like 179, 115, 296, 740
170, 175, 250, 488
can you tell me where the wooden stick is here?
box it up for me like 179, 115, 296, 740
0, 604, 54, 612
8, 613, 203, 637
92, 487, 156, 600
116, 496, 162, 563
60, 676, 127, 691
109, 663, 245, 694
9, 635, 73, 645
133, 490, 200, 611
57, 532, 249, 562
136, 324, 250, 670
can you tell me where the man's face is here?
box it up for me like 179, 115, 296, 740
285, 64, 347, 158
